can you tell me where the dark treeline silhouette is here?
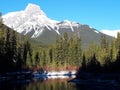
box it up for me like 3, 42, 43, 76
0, 17, 33, 73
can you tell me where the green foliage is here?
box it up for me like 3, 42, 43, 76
28, 33, 82, 69
79, 32, 120, 73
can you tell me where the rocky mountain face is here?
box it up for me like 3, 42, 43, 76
3, 3, 112, 46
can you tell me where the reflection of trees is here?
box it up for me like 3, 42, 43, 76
26, 78, 76, 90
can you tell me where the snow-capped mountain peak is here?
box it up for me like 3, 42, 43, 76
2, 3, 113, 45
25, 3, 45, 16
3, 3, 59, 34
3, 3, 81, 37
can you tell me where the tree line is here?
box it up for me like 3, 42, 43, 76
31, 32, 82, 71
80, 33, 120, 73
0, 24, 33, 73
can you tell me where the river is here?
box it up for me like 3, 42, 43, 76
0, 75, 79, 90
1, 74, 120, 90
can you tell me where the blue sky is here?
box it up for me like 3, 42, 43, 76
0, 0, 120, 30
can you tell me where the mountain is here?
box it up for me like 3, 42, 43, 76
2, 3, 113, 46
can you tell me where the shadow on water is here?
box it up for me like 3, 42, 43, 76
0, 79, 31, 90
70, 73, 120, 90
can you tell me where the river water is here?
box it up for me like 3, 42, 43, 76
0, 75, 120, 90
0, 75, 79, 90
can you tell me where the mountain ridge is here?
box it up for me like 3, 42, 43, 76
2, 3, 87, 37
2, 3, 113, 46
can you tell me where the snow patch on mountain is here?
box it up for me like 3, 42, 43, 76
101, 29, 120, 38
64, 20, 74, 32
32, 28, 44, 38
58, 20, 79, 32
94, 30, 99, 34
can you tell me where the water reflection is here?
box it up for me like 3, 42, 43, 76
0, 76, 77, 90
28, 78, 76, 90
1, 75, 120, 90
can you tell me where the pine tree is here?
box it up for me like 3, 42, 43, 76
87, 54, 100, 72
5, 28, 15, 71
23, 39, 32, 67
35, 51, 40, 66
54, 35, 64, 66
23, 41, 28, 67
42, 50, 46, 66
68, 35, 74, 65
109, 38, 117, 62
116, 32, 120, 49
76, 37, 82, 66
48, 47, 53, 64
16, 45, 23, 70
81, 54, 87, 71
0, 24, 6, 72
63, 32, 69, 66
100, 35, 109, 49
11, 30, 17, 64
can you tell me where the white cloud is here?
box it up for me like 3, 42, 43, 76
101, 29, 120, 38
